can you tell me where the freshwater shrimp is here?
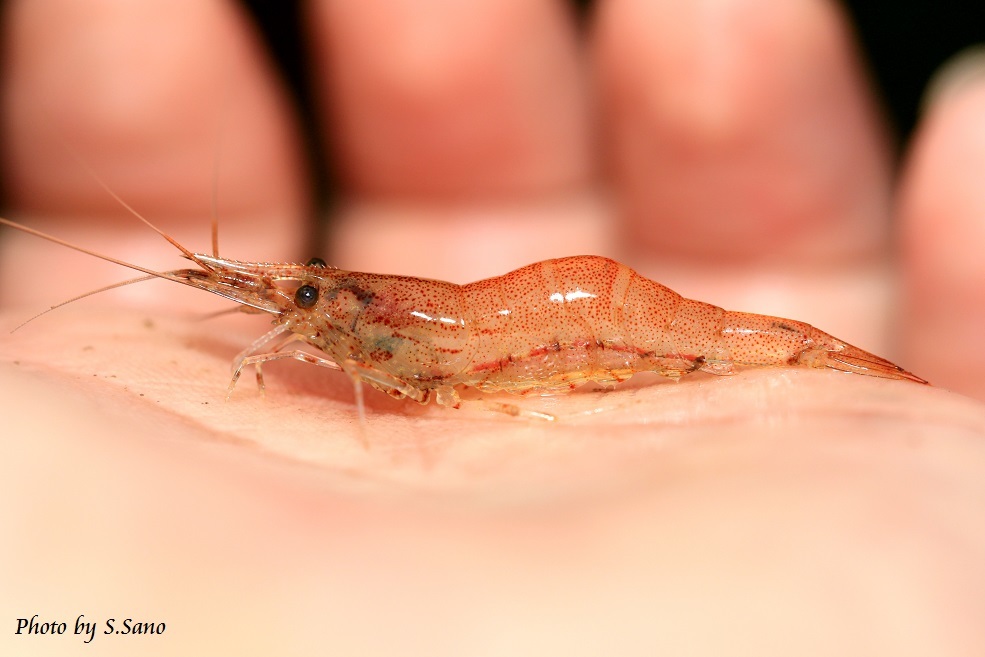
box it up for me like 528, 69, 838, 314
0, 216, 928, 421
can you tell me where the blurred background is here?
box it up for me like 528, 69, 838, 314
239, 0, 985, 213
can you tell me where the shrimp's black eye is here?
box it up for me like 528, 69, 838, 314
306, 257, 327, 268
294, 284, 319, 309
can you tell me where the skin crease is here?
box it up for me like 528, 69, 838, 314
1, 0, 985, 655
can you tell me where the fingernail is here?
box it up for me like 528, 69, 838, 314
922, 45, 985, 112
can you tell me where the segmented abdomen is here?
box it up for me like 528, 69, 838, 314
458, 255, 720, 392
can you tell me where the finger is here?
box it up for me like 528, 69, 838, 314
898, 50, 985, 401
309, 0, 589, 199
1, 0, 307, 309
593, 0, 891, 268
307, 0, 600, 279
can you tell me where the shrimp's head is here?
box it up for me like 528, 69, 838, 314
174, 254, 337, 318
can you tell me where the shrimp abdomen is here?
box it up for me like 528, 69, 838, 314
715, 310, 929, 383
458, 256, 694, 392
456, 255, 928, 392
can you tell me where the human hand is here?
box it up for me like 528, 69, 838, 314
2, 1, 984, 654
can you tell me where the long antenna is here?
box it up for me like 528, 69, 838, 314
10, 274, 158, 333
211, 139, 223, 259
0, 217, 217, 332
0, 217, 187, 282
209, 56, 234, 259
64, 145, 216, 272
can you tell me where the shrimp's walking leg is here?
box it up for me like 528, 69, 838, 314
230, 349, 427, 414
228, 351, 428, 446
230, 324, 293, 393
227, 348, 343, 399
230, 350, 426, 401
232, 331, 323, 395
338, 359, 430, 430
232, 325, 290, 369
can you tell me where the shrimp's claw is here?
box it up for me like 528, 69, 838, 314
823, 343, 929, 385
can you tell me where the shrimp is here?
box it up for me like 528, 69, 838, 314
0, 216, 928, 421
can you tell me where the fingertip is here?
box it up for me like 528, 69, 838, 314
1, 0, 308, 307
898, 49, 985, 400
307, 0, 591, 200
918, 46, 985, 116
1, 0, 306, 236
593, 0, 891, 266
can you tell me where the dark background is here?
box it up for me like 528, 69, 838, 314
238, 0, 984, 208
843, 0, 985, 140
